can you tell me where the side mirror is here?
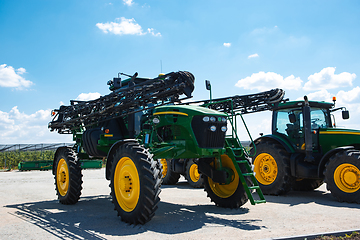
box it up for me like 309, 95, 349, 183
288, 113, 296, 123
342, 110, 349, 120
205, 80, 211, 91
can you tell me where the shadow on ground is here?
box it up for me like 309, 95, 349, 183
261, 188, 360, 209
5, 195, 264, 239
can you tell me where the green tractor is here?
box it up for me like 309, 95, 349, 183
251, 96, 360, 203
49, 71, 268, 224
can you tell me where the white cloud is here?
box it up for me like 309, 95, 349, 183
147, 28, 161, 37
235, 71, 302, 91
96, 17, 161, 37
0, 64, 33, 89
248, 53, 259, 59
76, 92, 101, 101
301, 89, 333, 102
223, 43, 231, 47
0, 107, 72, 144
337, 86, 360, 103
123, 0, 134, 6
303, 67, 356, 91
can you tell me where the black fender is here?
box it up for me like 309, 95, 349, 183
317, 146, 355, 178
251, 135, 295, 154
105, 139, 139, 180
52, 146, 71, 175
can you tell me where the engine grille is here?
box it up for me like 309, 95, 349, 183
191, 115, 226, 148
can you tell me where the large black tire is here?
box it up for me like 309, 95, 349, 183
204, 155, 248, 208
324, 150, 360, 203
110, 142, 162, 224
54, 148, 82, 205
251, 140, 294, 195
185, 159, 204, 188
292, 179, 323, 191
159, 159, 180, 185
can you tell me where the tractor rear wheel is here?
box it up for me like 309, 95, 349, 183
204, 155, 248, 208
324, 150, 360, 203
110, 142, 162, 224
251, 140, 294, 195
185, 159, 204, 188
54, 148, 82, 204
292, 179, 323, 191
159, 159, 180, 185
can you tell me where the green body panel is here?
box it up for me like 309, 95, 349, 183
144, 105, 228, 159
18, 160, 53, 170
319, 128, 360, 153
18, 159, 102, 171
277, 100, 333, 109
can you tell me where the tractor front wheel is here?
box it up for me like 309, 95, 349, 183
324, 150, 360, 203
54, 148, 82, 204
185, 159, 204, 188
204, 155, 248, 208
251, 140, 293, 195
159, 159, 180, 185
110, 142, 162, 224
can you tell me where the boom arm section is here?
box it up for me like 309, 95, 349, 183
190, 88, 285, 114
49, 71, 195, 134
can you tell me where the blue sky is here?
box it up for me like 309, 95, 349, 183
1, 0, 360, 143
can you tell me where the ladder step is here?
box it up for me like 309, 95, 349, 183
232, 148, 242, 151
236, 160, 248, 164
254, 200, 266, 204
248, 186, 260, 190
242, 173, 254, 176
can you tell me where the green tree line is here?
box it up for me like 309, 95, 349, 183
0, 150, 55, 169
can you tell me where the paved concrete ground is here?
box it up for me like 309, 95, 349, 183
0, 168, 359, 240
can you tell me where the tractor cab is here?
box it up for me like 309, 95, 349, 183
272, 101, 334, 152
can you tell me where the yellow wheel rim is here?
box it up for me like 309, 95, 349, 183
57, 158, 69, 196
189, 163, 200, 183
334, 163, 360, 193
208, 155, 238, 198
253, 153, 278, 185
160, 159, 168, 178
114, 157, 140, 212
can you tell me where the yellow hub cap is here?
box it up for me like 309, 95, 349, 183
334, 163, 360, 193
114, 157, 140, 212
254, 153, 278, 185
208, 155, 238, 198
160, 159, 168, 178
57, 158, 69, 196
189, 163, 200, 182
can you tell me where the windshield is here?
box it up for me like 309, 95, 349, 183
275, 107, 330, 136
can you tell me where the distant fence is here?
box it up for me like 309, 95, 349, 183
0, 143, 74, 169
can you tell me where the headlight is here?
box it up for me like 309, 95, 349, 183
153, 118, 160, 124
210, 126, 216, 132
221, 126, 227, 132
221, 117, 226, 123
203, 116, 209, 122
210, 116, 216, 122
